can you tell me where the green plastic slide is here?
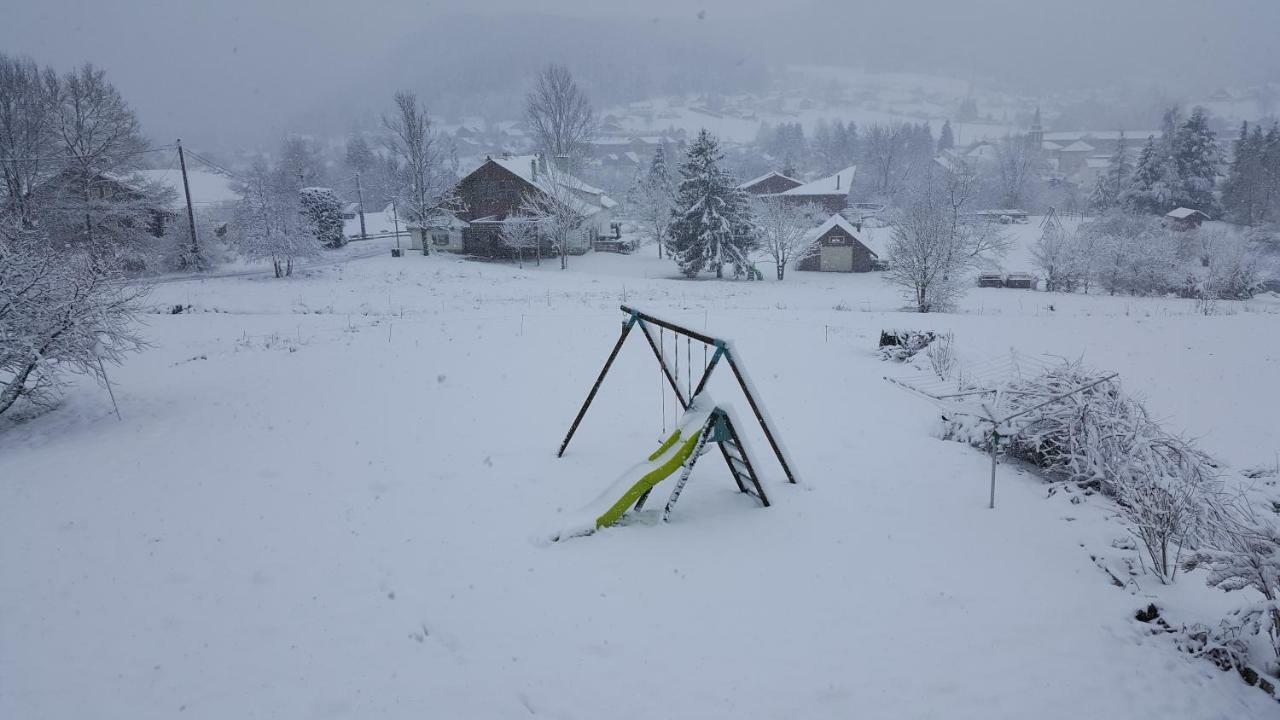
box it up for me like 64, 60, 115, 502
594, 422, 707, 529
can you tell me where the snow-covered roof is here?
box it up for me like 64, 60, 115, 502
779, 166, 856, 197
1042, 130, 1161, 143
128, 168, 240, 210
1060, 141, 1095, 152
1085, 157, 1110, 169
489, 155, 617, 216
1041, 141, 1064, 151
1166, 207, 1209, 220
804, 213, 876, 256
737, 170, 800, 190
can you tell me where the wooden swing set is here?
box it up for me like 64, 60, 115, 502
557, 305, 797, 520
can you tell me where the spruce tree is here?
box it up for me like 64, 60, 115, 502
1124, 136, 1179, 215
1172, 106, 1222, 214
668, 129, 756, 279
938, 119, 955, 153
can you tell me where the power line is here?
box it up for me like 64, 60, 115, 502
182, 149, 249, 183
0, 144, 176, 163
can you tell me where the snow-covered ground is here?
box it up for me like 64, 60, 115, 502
3, 236, 1279, 718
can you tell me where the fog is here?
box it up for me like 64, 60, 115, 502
3, 0, 1277, 149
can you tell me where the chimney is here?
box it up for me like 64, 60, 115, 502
554, 154, 570, 173
531, 157, 538, 181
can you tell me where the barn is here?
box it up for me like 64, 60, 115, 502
795, 213, 878, 273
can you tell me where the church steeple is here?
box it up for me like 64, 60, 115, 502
1029, 106, 1044, 147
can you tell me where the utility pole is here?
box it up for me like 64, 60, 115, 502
391, 201, 401, 253
176, 140, 201, 270
354, 172, 367, 240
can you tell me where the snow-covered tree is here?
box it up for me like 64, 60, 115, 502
276, 136, 328, 190
499, 215, 542, 268
0, 224, 146, 417
1172, 106, 1222, 215
1089, 131, 1132, 213
1031, 220, 1080, 292
231, 160, 320, 278
382, 91, 457, 252
0, 53, 56, 225
752, 196, 825, 280
1123, 136, 1182, 215
517, 162, 588, 271
886, 169, 1008, 312
345, 134, 375, 176
525, 65, 597, 172
668, 129, 756, 279
298, 186, 345, 249
629, 147, 677, 258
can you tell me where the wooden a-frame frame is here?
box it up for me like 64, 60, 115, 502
557, 305, 798, 489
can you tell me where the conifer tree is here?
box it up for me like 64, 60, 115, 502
1124, 136, 1181, 215
1172, 106, 1222, 214
630, 146, 678, 258
668, 129, 756, 279
938, 119, 955, 153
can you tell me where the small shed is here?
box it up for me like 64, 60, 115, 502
796, 214, 878, 273
977, 273, 1005, 288
1165, 207, 1209, 231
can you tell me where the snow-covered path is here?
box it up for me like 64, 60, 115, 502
2, 251, 1277, 718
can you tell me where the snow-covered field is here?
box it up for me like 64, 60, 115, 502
3, 236, 1279, 718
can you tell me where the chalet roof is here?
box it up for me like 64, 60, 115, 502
488, 154, 617, 216
805, 213, 876, 256
1041, 141, 1064, 151
737, 170, 801, 190
779, 165, 856, 197
1060, 141, 1095, 152
1166, 207, 1210, 220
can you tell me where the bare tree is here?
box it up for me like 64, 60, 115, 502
752, 196, 825, 280
0, 225, 146, 416
525, 65, 597, 170
861, 122, 912, 199
629, 146, 677, 258
46, 63, 148, 257
886, 171, 1008, 312
382, 91, 457, 253
0, 54, 56, 224
1031, 221, 1080, 292
518, 162, 589, 270
992, 134, 1036, 209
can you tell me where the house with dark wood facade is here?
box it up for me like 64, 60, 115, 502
767, 165, 857, 214
737, 171, 802, 196
796, 213, 878, 273
450, 154, 616, 257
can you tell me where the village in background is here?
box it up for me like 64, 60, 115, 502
6, 26, 1280, 719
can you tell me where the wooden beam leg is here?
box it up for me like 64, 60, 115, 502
724, 352, 799, 485
558, 317, 635, 457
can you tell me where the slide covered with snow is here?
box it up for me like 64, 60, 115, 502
550, 397, 715, 540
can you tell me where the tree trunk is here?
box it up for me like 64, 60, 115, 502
776, 263, 785, 280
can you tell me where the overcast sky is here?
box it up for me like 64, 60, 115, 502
3, 0, 1277, 150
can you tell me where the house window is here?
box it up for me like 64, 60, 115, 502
431, 232, 451, 246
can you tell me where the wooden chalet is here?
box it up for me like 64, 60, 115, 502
1165, 207, 1209, 231
796, 213, 877, 273
451, 154, 616, 257
767, 166, 857, 214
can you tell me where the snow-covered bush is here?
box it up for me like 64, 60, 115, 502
925, 332, 959, 381
0, 227, 147, 417
1186, 509, 1280, 672
941, 360, 1220, 583
878, 330, 936, 361
299, 187, 346, 249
